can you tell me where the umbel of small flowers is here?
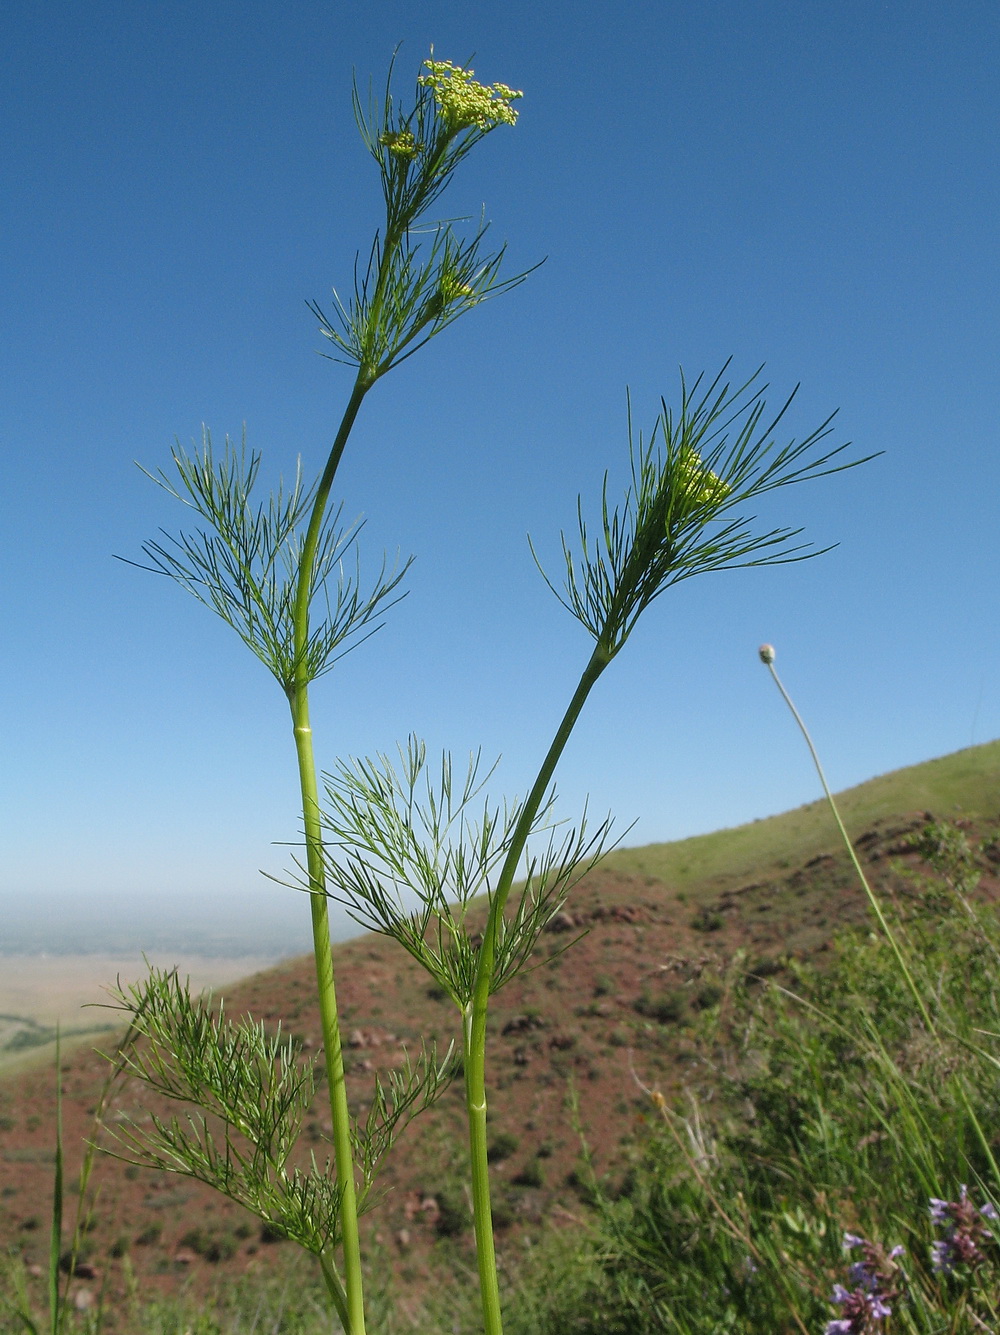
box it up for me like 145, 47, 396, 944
930, 1185, 999, 1274
418, 58, 522, 131
825, 1232, 905, 1335
315, 54, 531, 384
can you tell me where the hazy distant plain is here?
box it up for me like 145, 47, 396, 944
0, 952, 289, 1029
0, 903, 313, 1039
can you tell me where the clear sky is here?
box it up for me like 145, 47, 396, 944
2, 0, 998, 946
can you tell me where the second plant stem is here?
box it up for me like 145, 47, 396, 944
463, 643, 611, 1335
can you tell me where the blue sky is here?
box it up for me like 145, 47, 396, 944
2, 0, 998, 946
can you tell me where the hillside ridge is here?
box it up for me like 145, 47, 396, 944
2, 736, 999, 1311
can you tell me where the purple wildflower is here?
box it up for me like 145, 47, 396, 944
931, 1240, 952, 1274
824, 1284, 892, 1334
823, 1232, 904, 1333
929, 1186, 998, 1275
929, 1198, 950, 1225
848, 1259, 873, 1288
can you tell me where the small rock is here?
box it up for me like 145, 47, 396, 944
502, 1014, 543, 1036
73, 1289, 94, 1311
545, 912, 577, 933
395, 1228, 411, 1249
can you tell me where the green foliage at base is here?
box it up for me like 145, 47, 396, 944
7, 822, 1000, 1334
460, 853, 1000, 1333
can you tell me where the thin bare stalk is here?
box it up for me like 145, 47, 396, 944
759, 644, 936, 1034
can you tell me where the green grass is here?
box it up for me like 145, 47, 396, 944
607, 737, 1000, 892
450, 826, 1000, 1334
7, 743, 1000, 1335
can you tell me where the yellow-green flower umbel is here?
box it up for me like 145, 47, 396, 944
378, 129, 422, 159
418, 59, 523, 132
675, 447, 731, 511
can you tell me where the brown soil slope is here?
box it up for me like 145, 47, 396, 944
3, 810, 999, 1321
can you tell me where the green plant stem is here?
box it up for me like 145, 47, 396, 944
291, 378, 370, 645
289, 378, 371, 1335
764, 657, 936, 1034
49, 1032, 63, 1335
291, 697, 365, 1335
285, 174, 462, 1331
318, 1253, 351, 1332
463, 643, 611, 1335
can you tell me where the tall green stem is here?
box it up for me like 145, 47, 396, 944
289, 376, 370, 1335
49, 1032, 63, 1335
291, 377, 369, 643
285, 161, 466, 1329
291, 692, 366, 1335
463, 643, 611, 1335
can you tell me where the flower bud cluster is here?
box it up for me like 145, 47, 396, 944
418, 59, 523, 131
437, 272, 475, 304
378, 130, 422, 159
675, 446, 731, 509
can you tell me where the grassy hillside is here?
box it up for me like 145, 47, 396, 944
2, 738, 1000, 1329
609, 737, 1000, 892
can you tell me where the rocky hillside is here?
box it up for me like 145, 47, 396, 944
3, 741, 1000, 1320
